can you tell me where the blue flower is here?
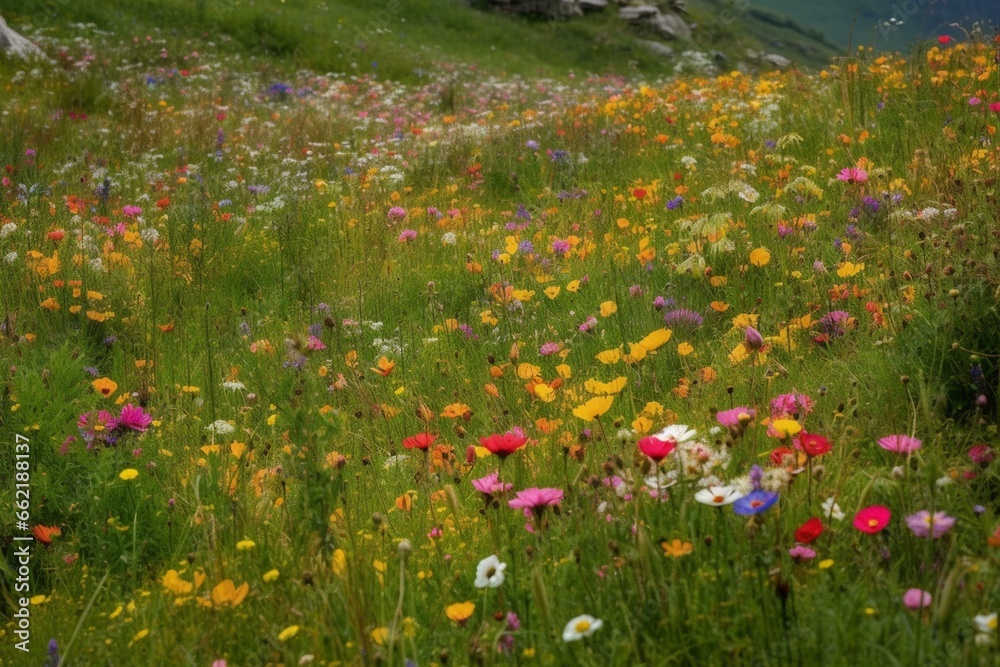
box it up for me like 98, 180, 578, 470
733, 490, 778, 515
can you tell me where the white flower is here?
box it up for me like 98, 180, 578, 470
0, 222, 17, 238
474, 555, 506, 589
652, 424, 697, 444
821, 496, 844, 521
206, 420, 235, 435
441, 232, 457, 245
4, 251, 17, 264
644, 470, 678, 493
974, 613, 997, 634
383, 454, 408, 469
222, 381, 246, 391
694, 485, 743, 506
562, 614, 603, 642
140, 227, 160, 243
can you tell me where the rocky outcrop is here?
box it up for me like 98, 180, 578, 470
487, 0, 584, 17
619, 5, 691, 40
0, 16, 43, 59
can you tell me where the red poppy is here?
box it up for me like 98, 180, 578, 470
796, 432, 832, 457
632, 188, 646, 200
156, 196, 171, 209
637, 436, 676, 463
32, 525, 61, 545
402, 432, 437, 451
794, 518, 823, 544
47, 229, 65, 242
769, 446, 795, 467
854, 505, 891, 534
937, 35, 952, 44
479, 432, 528, 459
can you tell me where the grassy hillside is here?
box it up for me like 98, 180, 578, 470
3, 0, 841, 81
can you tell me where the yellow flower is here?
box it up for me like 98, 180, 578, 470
210, 579, 249, 607
162, 569, 193, 595
595, 347, 622, 365
599, 301, 618, 317
236, 539, 256, 551
771, 419, 802, 439
637, 328, 672, 351
660, 539, 693, 557
818, 559, 834, 570
370, 626, 390, 645
583, 376, 627, 395
263, 569, 280, 582
677, 342, 694, 356
572, 395, 614, 422
332, 549, 347, 577
119, 469, 139, 481
749, 247, 771, 267
446, 601, 476, 623
277, 625, 299, 641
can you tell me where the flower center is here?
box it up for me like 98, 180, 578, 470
868, 518, 879, 528
751, 500, 763, 508
486, 567, 496, 578
574, 620, 591, 633
713, 495, 725, 504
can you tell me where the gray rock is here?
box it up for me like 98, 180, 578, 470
619, 5, 660, 20
0, 16, 43, 60
637, 38, 674, 58
648, 11, 691, 40
763, 53, 791, 69
578, 0, 608, 10
488, 0, 582, 17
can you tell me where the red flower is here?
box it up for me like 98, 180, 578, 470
769, 446, 795, 467
47, 229, 65, 242
632, 188, 647, 200
794, 518, 823, 544
854, 505, 891, 534
637, 436, 676, 463
969, 444, 995, 465
479, 433, 528, 459
796, 432, 832, 457
402, 432, 437, 451
938, 35, 952, 44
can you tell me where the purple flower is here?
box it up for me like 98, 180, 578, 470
397, 229, 417, 242
387, 206, 406, 221
905, 510, 956, 538
552, 239, 570, 255
663, 308, 703, 329
748, 464, 763, 490
733, 489, 778, 515
666, 196, 684, 210
540, 342, 560, 356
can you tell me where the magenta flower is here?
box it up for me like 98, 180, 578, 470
744, 326, 764, 351
471, 471, 513, 496
387, 206, 406, 221
716, 406, 755, 428
878, 434, 921, 453
854, 505, 891, 534
903, 588, 932, 610
905, 511, 955, 538
836, 167, 868, 184
112, 404, 153, 433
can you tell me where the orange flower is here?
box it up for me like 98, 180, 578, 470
660, 539, 693, 557
92, 377, 118, 398
371, 356, 395, 376
32, 525, 61, 545
440, 403, 472, 420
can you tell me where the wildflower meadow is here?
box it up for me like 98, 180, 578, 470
2, 13, 1000, 667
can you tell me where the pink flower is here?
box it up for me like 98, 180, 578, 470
471, 471, 512, 496
744, 326, 764, 351
905, 510, 955, 538
836, 167, 868, 184
112, 404, 153, 433
637, 436, 676, 463
877, 434, 921, 453
990, 102, 1000, 113
509, 487, 563, 516
306, 335, 326, 351
716, 407, 755, 428
968, 444, 995, 465
854, 505, 891, 534
788, 545, 816, 561
387, 206, 406, 221
903, 588, 932, 610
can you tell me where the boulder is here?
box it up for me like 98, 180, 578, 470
763, 53, 792, 69
0, 16, 43, 60
578, 0, 608, 10
619, 5, 660, 20
619, 5, 691, 40
488, 0, 583, 17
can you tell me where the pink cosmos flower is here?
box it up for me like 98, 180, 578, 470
716, 407, 755, 428
903, 588, 932, 610
471, 471, 513, 496
836, 167, 868, 184
854, 505, 891, 534
878, 434, 921, 453
905, 511, 955, 538
509, 487, 563, 516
